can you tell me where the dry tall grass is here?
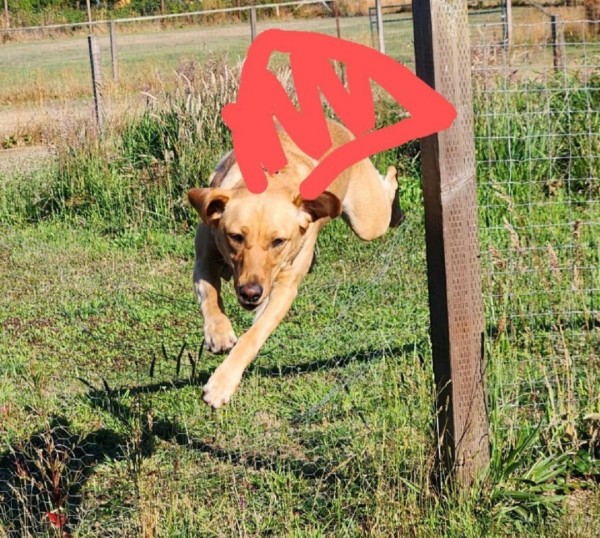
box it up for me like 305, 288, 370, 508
337, 0, 411, 17
584, 0, 600, 33
584, 0, 600, 19
499, 6, 594, 45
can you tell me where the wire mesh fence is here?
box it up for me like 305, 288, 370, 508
471, 15, 600, 451
1, 3, 599, 536
371, 1, 598, 456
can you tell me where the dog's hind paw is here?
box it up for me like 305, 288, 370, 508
204, 317, 237, 354
203, 365, 242, 409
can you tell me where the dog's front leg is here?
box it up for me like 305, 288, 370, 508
202, 277, 298, 408
194, 223, 237, 353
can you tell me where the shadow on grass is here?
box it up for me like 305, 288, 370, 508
79, 342, 425, 400
251, 342, 423, 377
82, 341, 423, 477
1, 342, 423, 535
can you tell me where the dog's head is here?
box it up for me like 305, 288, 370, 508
188, 187, 341, 310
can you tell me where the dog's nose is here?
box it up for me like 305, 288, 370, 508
238, 283, 263, 304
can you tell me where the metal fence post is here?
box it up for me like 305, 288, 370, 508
88, 35, 103, 129
375, 0, 385, 54
109, 21, 119, 84
551, 14, 565, 72
250, 7, 257, 42
412, 0, 490, 486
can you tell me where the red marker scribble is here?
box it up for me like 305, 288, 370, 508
222, 29, 456, 200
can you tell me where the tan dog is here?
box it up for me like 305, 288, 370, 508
188, 120, 398, 408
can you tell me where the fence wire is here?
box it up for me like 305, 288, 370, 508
471, 16, 599, 450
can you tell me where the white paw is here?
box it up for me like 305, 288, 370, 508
202, 365, 242, 409
204, 317, 237, 354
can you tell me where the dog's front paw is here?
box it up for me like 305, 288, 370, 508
203, 364, 242, 409
204, 316, 237, 354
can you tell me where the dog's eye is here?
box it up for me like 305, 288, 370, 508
271, 238, 286, 248
228, 233, 244, 244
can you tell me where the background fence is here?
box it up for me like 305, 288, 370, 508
0, 1, 352, 145
1, 1, 598, 535
472, 14, 599, 454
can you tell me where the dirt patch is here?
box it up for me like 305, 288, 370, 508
1, 316, 57, 332
0, 101, 93, 140
0, 145, 54, 176
0, 98, 146, 176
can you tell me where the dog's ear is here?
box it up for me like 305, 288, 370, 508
187, 188, 231, 226
295, 191, 342, 229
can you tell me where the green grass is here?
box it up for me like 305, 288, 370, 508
1, 217, 596, 536
1, 60, 599, 536
0, 215, 436, 536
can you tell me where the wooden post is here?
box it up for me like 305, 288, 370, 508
109, 21, 118, 83
88, 35, 103, 129
375, 0, 385, 54
250, 7, 257, 42
370, 7, 375, 48
333, 0, 341, 40
3, 0, 9, 29
551, 14, 565, 72
86, 0, 93, 33
333, 0, 345, 85
412, 0, 489, 486
503, 0, 512, 51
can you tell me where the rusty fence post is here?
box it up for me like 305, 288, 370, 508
412, 0, 490, 486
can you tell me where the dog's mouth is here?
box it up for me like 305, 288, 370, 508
237, 296, 264, 311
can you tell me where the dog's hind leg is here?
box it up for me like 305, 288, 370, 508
194, 223, 237, 354
342, 162, 398, 241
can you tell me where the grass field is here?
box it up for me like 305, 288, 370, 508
1, 8, 600, 538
